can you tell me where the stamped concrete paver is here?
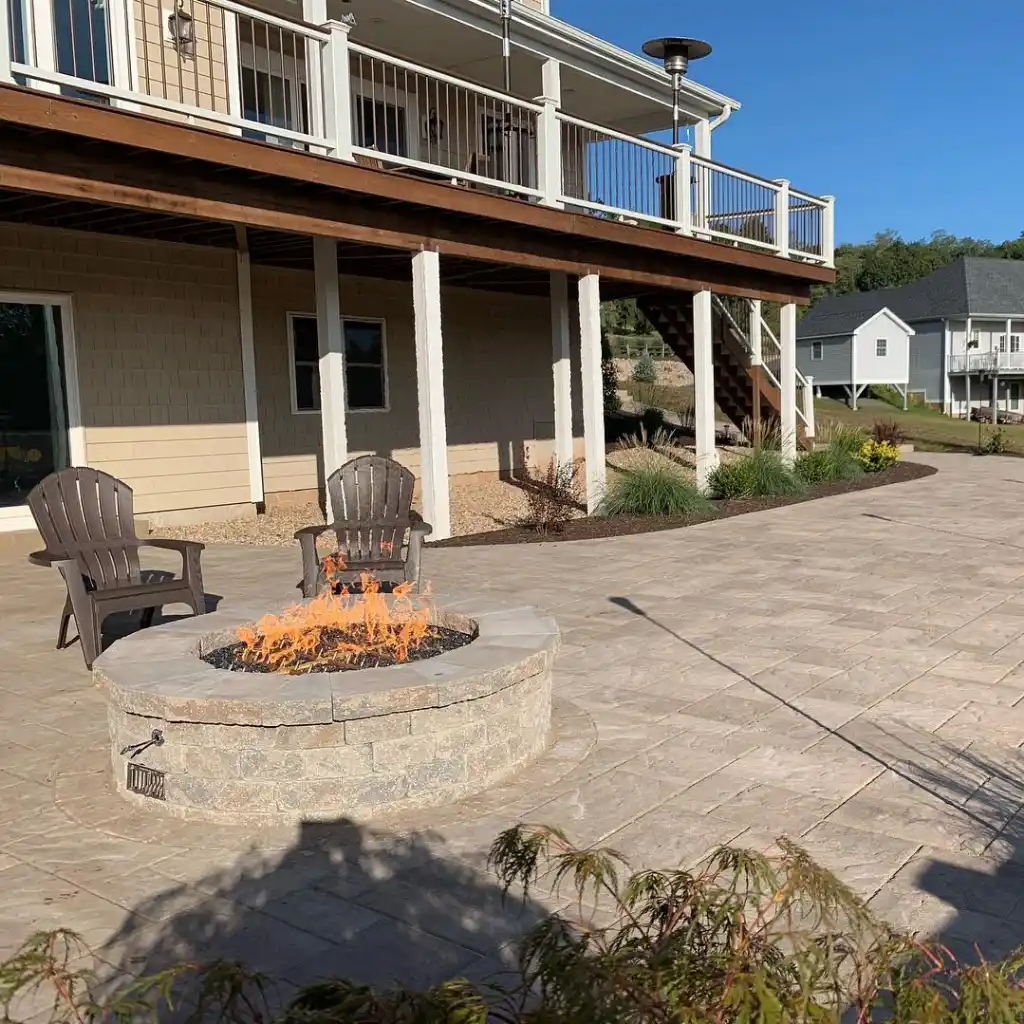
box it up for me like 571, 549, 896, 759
6, 453, 1024, 983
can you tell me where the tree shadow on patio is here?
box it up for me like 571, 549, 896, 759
96, 816, 549, 1016
608, 594, 1024, 969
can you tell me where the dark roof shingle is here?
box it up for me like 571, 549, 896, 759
797, 257, 1024, 338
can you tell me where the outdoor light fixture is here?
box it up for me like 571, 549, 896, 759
167, 0, 195, 59
641, 36, 711, 146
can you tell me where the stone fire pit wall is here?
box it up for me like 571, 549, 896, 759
96, 596, 557, 824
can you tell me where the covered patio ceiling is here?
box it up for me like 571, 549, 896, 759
254, 0, 716, 134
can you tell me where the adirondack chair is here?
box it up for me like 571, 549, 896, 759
26, 468, 207, 669
295, 455, 432, 598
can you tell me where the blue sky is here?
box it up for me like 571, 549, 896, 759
552, 0, 1023, 247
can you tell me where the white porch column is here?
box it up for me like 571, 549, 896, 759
535, 59, 562, 209
322, 19, 354, 161
692, 289, 718, 491
773, 180, 791, 259
992, 370, 999, 422
0, 0, 11, 81
236, 228, 264, 505
822, 195, 836, 268
693, 118, 711, 158
549, 270, 573, 470
780, 302, 797, 465
412, 250, 451, 540
672, 143, 692, 235
313, 236, 348, 518
302, 0, 326, 139
577, 272, 605, 513
27, 0, 59, 92
749, 299, 763, 365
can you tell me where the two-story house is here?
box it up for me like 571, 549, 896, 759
795, 257, 1024, 420
0, 0, 834, 542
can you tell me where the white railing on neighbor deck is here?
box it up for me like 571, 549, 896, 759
950, 352, 1024, 373
1, 0, 833, 266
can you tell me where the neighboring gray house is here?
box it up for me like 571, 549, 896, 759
796, 306, 913, 409
796, 257, 1024, 417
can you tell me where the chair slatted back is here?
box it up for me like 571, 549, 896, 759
327, 456, 416, 563
27, 468, 142, 589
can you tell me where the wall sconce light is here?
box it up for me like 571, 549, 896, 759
168, 0, 195, 59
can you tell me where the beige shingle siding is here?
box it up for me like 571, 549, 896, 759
251, 266, 581, 494
0, 223, 248, 516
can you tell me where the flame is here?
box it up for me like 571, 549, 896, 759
234, 572, 430, 674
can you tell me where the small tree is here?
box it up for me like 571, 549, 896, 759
630, 347, 658, 385
600, 330, 621, 413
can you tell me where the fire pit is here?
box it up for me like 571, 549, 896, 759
96, 587, 557, 824
203, 576, 473, 674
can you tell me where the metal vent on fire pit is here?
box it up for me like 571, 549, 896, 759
126, 763, 166, 800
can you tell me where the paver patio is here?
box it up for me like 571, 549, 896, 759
4, 451, 1024, 1012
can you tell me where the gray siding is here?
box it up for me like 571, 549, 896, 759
907, 318, 945, 404
796, 335, 853, 384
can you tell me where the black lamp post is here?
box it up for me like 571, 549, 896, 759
641, 36, 711, 145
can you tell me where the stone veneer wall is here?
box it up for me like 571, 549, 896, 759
99, 599, 558, 823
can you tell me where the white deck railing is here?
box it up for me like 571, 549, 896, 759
950, 352, 1024, 373
348, 42, 543, 197
1, 0, 834, 266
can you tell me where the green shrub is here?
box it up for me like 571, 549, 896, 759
599, 460, 714, 517
739, 414, 781, 450
8, 827, 1024, 1024
638, 406, 665, 434
815, 418, 866, 456
707, 448, 804, 499
630, 349, 658, 385
980, 426, 1010, 455
600, 330, 621, 413
856, 439, 901, 472
795, 440, 864, 484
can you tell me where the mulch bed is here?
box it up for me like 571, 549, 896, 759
204, 625, 474, 674
429, 461, 938, 548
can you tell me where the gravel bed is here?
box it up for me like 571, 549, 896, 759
157, 445, 749, 548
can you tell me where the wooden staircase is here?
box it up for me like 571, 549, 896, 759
637, 293, 796, 441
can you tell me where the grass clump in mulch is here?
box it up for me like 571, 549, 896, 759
708, 448, 805, 500
599, 459, 714, 518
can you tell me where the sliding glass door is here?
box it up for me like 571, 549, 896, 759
0, 297, 78, 522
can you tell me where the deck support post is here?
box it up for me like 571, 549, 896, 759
780, 301, 797, 465
550, 270, 574, 472
412, 249, 451, 540
236, 227, 264, 506
314, 236, 348, 520
992, 372, 999, 425
749, 299, 763, 443
578, 272, 606, 513
693, 289, 718, 491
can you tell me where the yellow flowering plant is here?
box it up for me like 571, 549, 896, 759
855, 439, 901, 472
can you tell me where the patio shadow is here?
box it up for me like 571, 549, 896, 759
96, 816, 547, 1015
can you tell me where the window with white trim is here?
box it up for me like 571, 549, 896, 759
875, 338, 887, 357
289, 315, 388, 414
1012, 335, 1021, 354
999, 334, 1007, 353
810, 341, 823, 361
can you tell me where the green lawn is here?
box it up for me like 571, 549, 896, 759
815, 399, 1024, 455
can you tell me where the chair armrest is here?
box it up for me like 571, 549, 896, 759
294, 524, 332, 541
409, 520, 433, 537
141, 537, 205, 553
29, 549, 61, 567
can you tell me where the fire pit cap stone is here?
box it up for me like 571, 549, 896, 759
95, 594, 558, 728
